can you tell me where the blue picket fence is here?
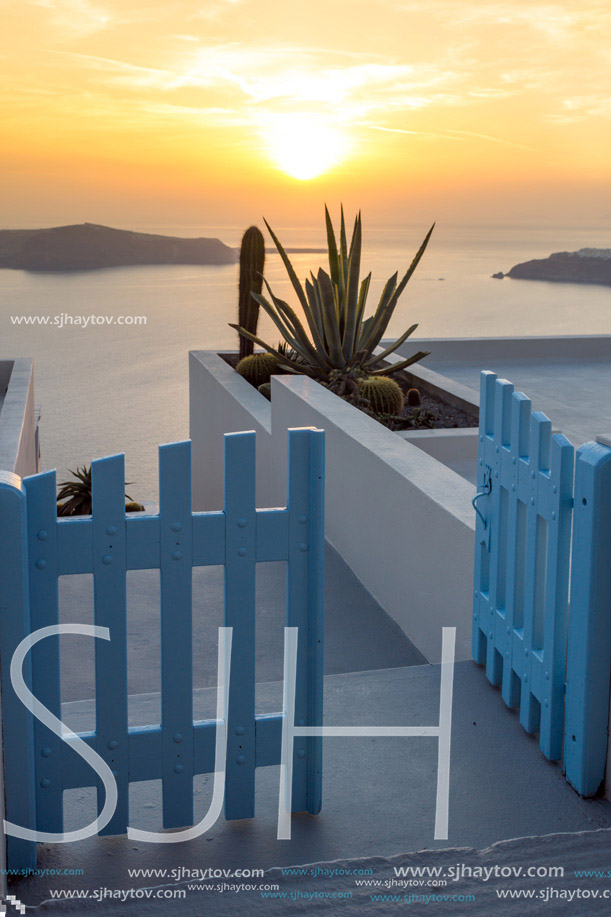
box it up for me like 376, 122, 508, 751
0, 428, 325, 870
473, 371, 611, 795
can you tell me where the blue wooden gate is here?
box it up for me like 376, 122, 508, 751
473, 371, 611, 795
0, 428, 324, 870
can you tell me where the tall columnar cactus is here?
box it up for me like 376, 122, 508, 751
357, 376, 404, 415
237, 226, 266, 360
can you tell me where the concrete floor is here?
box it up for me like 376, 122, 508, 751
427, 356, 611, 448
16, 661, 611, 908
57, 543, 425, 705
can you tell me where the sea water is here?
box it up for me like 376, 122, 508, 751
1, 223, 610, 499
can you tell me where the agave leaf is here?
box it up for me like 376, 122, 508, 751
354, 272, 398, 356
342, 212, 362, 357
370, 350, 430, 376
309, 276, 335, 356
356, 225, 434, 358
236, 309, 309, 366
253, 290, 308, 353
250, 291, 296, 343
353, 272, 371, 344
258, 280, 330, 369
339, 205, 348, 265
270, 298, 331, 370
325, 205, 340, 288
362, 324, 419, 368
359, 272, 417, 357
384, 224, 435, 315
262, 276, 328, 362
316, 269, 344, 366
229, 324, 307, 368
305, 278, 326, 342
357, 314, 375, 343
229, 325, 326, 379
263, 219, 309, 313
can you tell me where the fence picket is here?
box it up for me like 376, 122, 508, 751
0, 475, 37, 869
25, 471, 63, 834
518, 412, 551, 736
564, 439, 611, 793
92, 454, 129, 835
501, 392, 530, 709
486, 378, 513, 687
159, 441, 194, 829
472, 371, 497, 665
223, 432, 257, 819
539, 433, 573, 759
286, 428, 325, 814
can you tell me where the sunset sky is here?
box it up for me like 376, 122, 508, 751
1, 0, 610, 229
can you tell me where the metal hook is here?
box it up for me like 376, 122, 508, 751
472, 477, 491, 528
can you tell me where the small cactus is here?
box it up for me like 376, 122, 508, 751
406, 387, 421, 407
125, 501, 145, 513
236, 353, 278, 388
357, 376, 404, 415
258, 382, 271, 400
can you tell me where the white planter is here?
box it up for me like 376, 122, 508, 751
189, 350, 477, 663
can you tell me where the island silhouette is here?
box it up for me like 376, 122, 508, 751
0, 223, 238, 272
496, 248, 611, 286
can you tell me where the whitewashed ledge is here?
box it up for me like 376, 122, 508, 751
392, 334, 611, 448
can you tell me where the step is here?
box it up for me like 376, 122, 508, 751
16, 661, 611, 907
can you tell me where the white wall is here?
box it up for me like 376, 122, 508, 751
189, 351, 476, 662
0, 359, 38, 479
270, 376, 476, 663
189, 351, 275, 511
393, 334, 611, 366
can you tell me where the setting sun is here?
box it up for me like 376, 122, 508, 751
2, 0, 611, 225
262, 113, 349, 180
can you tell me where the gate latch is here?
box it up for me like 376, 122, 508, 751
472, 466, 492, 550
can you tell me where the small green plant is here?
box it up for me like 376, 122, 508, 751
258, 382, 271, 399
230, 206, 433, 383
57, 465, 141, 516
236, 226, 266, 360
325, 366, 374, 413
57, 465, 92, 516
406, 387, 421, 407
403, 408, 434, 429
236, 352, 278, 387
358, 376, 404, 415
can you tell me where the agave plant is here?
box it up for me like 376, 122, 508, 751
230, 206, 434, 382
57, 465, 139, 516
57, 465, 93, 516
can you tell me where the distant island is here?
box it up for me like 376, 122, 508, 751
263, 247, 327, 254
495, 248, 611, 286
0, 223, 238, 272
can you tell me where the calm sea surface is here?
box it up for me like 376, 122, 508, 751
1, 223, 610, 499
